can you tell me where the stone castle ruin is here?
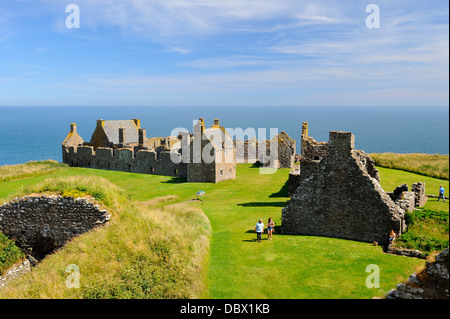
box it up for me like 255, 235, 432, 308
234, 131, 296, 169
63, 118, 297, 183
282, 122, 407, 245
62, 118, 237, 183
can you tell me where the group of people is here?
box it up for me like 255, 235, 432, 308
254, 218, 275, 243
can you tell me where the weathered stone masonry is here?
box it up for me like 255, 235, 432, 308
62, 118, 237, 183
282, 125, 406, 245
0, 195, 110, 264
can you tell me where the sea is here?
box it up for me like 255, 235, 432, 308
0, 106, 448, 166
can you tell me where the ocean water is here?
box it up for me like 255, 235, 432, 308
0, 106, 448, 166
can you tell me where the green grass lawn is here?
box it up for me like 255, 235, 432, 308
377, 167, 449, 212
1, 163, 433, 299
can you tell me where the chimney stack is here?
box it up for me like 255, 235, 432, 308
138, 128, 146, 147
119, 127, 126, 146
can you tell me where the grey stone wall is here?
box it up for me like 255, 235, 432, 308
0, 195, 110, 263
281, 131, 405, 245
288, 166, 301, 197
235, 131, 296, 169
412, 182, 427, 207
63, 146, 188, 179
385, 247, 449, 299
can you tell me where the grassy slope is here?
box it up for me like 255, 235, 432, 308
0, 176, 211, 299
1, 164, 436, 299
370, 153, 449, 180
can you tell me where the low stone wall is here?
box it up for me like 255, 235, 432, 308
0, 259, 31, 289
385, 245, 426, 259
0, 195, 111, 264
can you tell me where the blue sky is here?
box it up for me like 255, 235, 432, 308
0, 0, 448, 107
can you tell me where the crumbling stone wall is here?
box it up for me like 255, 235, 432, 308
412, 182, 427, 207
288, 166, 301, 196
388, 183, 428, 212
0, 260, 31, 289
62, 118, 236, 183
235, 131, 296, 169
0, 195, 110, 264
385, 247, 449, 299
282, 131, 406, 245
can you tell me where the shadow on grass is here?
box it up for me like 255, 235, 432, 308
269, 179, 289, 198
249, 162, 263, 168
237, 201, 288, 208
162, 177, 187, 184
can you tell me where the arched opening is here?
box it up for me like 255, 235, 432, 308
29, 233, 57, 261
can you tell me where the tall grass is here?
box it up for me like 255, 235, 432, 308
370, 153, 449, 180
395, 209, 449, 253
0, 176, 211, 299
0, 233, 25, 276
0, 160, 67, 183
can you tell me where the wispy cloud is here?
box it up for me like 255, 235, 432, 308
0, 0, 448, 107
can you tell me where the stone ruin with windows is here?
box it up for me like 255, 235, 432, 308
62, 118, 237, 183
62, 117, 297, 183
282, 122, 428, 245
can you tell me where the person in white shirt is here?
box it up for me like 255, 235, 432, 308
255, 219, 265, 243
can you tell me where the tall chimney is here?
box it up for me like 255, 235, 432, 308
302, 122, 308, 137
70, 123, 77, 134
138, 128, 146, 146
119, 127, 126, 146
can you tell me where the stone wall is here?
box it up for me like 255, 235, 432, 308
63, 146, 188, 179
281, 131, 406, 245
412, 182, 427, 207
385, 247, 449, 299
0, 195, 110, 264
62, 119, 237, 183
288, 166, 301, 197
235, 131, 296, 169
388, 183, 428, 211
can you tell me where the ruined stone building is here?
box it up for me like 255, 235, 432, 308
62, 118, 236, 183
234, 131, 296, 169
282, 122, 407, 245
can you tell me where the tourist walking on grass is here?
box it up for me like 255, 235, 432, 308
267, 218, 275, 241
438, 185, 446, 202
255, 219, 264, 243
